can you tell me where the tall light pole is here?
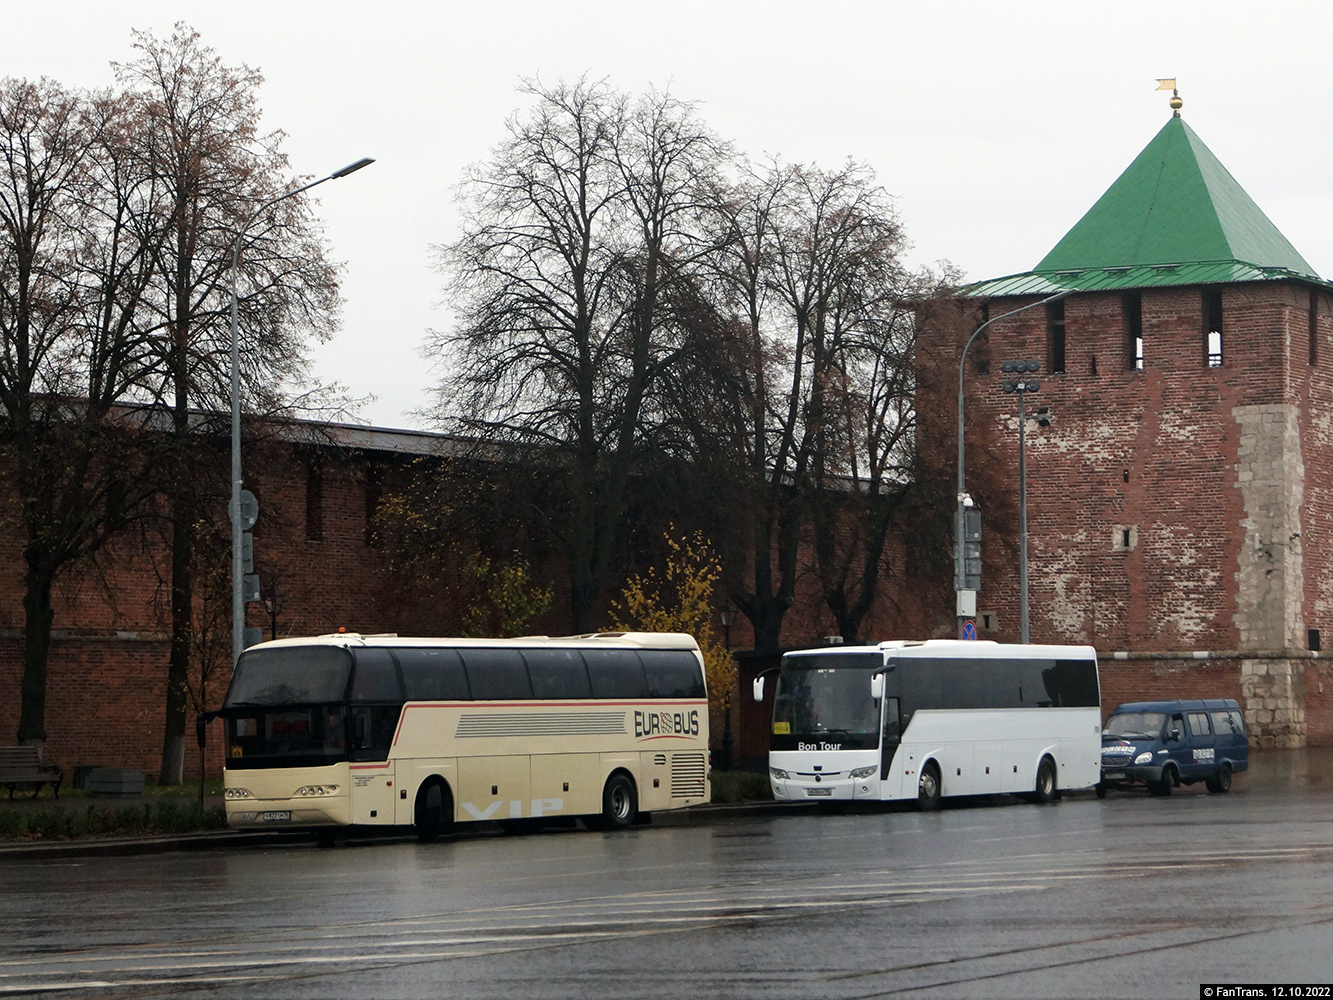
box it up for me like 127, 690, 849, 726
231, 157, 374, 666
1001, 360, 1049, 643
955, 288, 1071, 639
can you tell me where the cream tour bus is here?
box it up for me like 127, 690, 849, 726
754, 639, 1102, 809
213, 631, 711, 840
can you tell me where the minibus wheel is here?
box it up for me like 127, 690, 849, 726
1206, 764, 1232, 794
1149, 766, 1175, 796
916, 763, 941, 811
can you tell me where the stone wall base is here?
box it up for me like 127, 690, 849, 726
1241, 657, 1307, 748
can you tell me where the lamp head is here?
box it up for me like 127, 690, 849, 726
332, 157, 375, 178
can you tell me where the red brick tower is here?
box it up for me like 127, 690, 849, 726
952, 103, 1332, 746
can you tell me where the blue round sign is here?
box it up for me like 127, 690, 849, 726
962, 620, 978, 641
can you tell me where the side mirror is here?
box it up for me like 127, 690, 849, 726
870, 673, 884, 701
752, 667, 780, 703
1169, 728, 1181, 742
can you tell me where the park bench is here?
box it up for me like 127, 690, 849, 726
0, 746, 63, 800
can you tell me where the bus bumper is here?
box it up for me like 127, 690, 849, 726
225, 795, 350, 828
772, 778, 868, 802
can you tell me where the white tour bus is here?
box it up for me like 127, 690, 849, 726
754, 640, 1101, 809
218, 631, 710, 839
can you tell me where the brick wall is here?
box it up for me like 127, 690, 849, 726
929, 281, 1333, 745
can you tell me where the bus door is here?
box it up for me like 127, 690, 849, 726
349, 758, 396, 824
879, 698, 901, 800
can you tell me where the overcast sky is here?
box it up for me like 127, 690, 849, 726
8, 1, 1330, 429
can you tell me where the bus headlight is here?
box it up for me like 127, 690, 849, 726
224, 787, 253, 799
849, 765, 878, 779
295, 785, 340, 796
769, 767, 791, 781
1133, 752, 1153, 764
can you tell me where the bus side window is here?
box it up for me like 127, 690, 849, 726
351, 648, 404, 703
586, 650, 648, 699
462, 648, 534, 700
641, 650, 706, 698
524, 648, 592, 699
397, 648, 470, 701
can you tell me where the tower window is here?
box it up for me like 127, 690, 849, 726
1047, 299, 1066, 374
305, 458, 324, 542
1123, 293, 1144, 371
1204, 289, 1223, 367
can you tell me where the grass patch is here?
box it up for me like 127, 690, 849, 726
0, 798, 227, 842
710, 770, 773, 804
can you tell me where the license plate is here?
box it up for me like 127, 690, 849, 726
1102, 773, 1125, 780
806, 788, 833, 797
261, 811, 292, 822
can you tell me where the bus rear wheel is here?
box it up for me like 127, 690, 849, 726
600, 773, 638, 830
916, 763, 941, 811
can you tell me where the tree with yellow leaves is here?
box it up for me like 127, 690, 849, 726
610, 529, 736, 719
462, 555, 553, 638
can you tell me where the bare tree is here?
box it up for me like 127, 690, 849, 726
430, 77, 727, 631
697, 161, 914, 650
116, 24, 342, 784
0, 79, 162, 750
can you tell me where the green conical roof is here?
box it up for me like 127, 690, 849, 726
964, 116, 1327, 298
1037, 116, 1313, 273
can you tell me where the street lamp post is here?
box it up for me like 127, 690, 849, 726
1001, 361, 1051, 643
231, 157, 374, 666
955, 289, 1071, 639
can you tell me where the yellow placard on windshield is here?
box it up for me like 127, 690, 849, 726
773, 721, 791, 734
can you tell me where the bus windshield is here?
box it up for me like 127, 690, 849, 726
226, 646, 352, 706
224, 646, 354, 769
772, 653, 881, 750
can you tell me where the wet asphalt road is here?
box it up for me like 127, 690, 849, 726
2, 751, 1330, 1000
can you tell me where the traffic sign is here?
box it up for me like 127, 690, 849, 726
962, 620, 978, 640
228, 489, 258, 530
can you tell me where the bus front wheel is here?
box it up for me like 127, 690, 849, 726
916, 763, 941, 811
415, 781, 452, 842
600, 773, 638, 830
1034, 757, 1057, 804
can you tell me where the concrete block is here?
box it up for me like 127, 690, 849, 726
86, 767, 145, 796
